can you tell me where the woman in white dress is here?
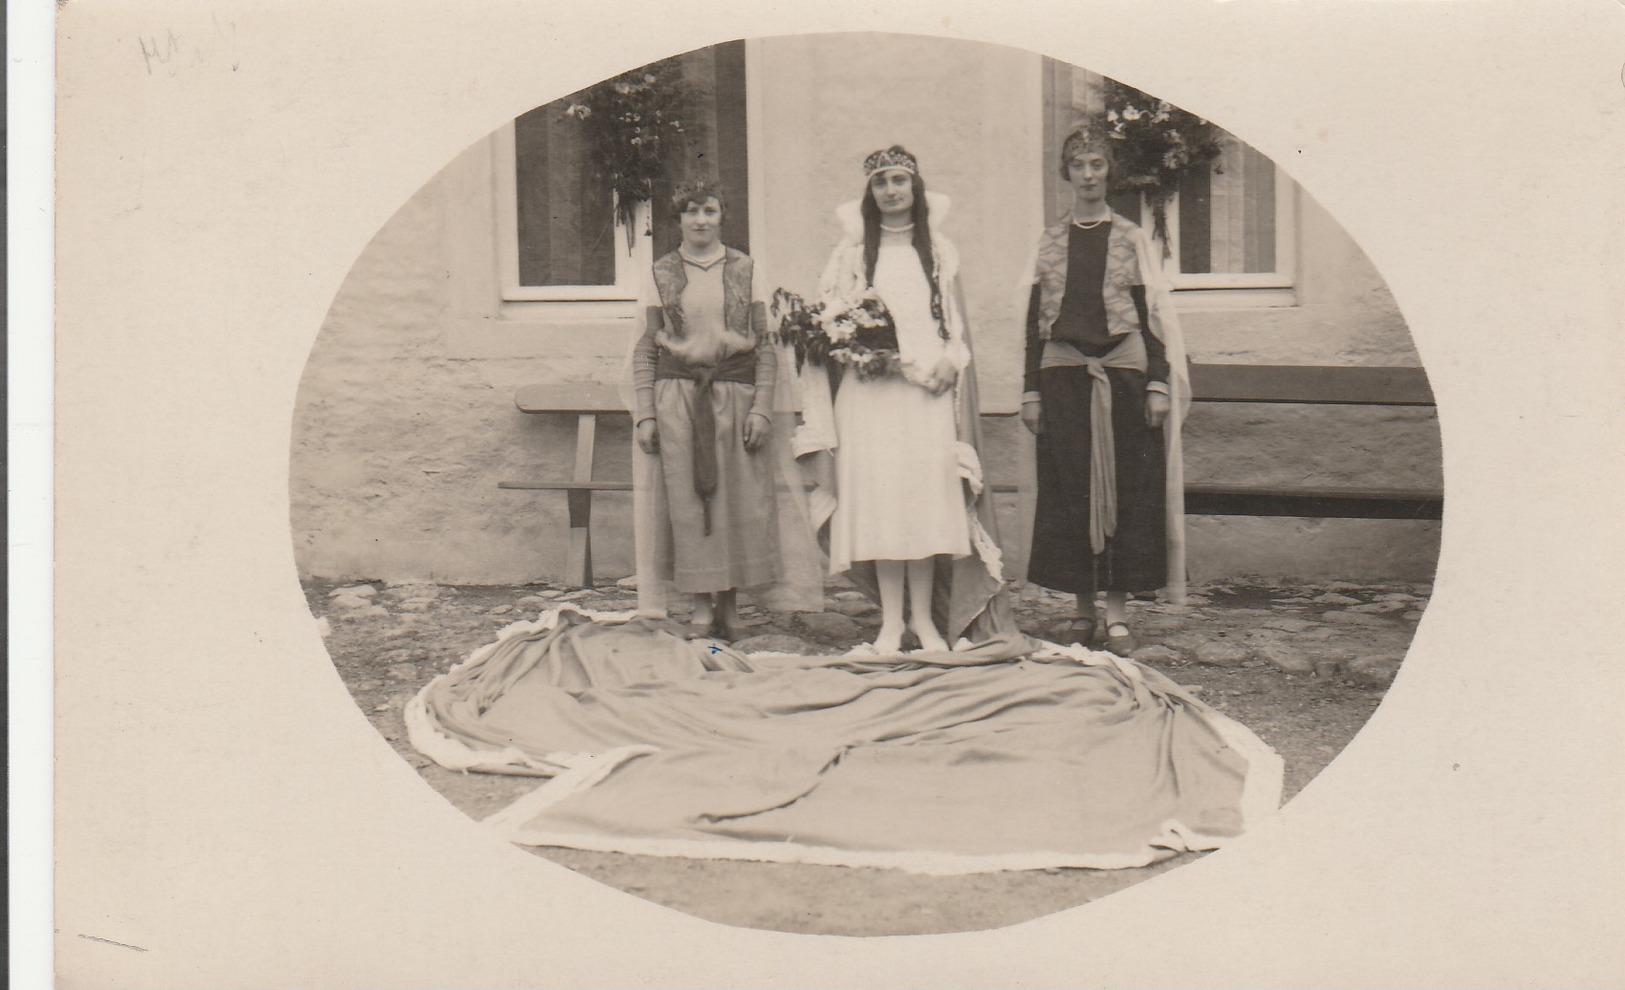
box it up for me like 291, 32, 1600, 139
817, 147, 973, 655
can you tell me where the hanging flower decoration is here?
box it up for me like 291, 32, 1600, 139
1100, 78, 1224, 249
562, 58, 694, 249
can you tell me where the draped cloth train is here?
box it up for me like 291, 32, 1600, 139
407, 607, 1284, 874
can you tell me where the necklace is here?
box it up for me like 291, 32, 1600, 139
880, 222, 915, 234
1072, 215, 1110, 230
680, 248, 726, 270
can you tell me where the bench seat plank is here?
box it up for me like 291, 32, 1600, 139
515, 383, 626, 414
1188, 364, 1435, 406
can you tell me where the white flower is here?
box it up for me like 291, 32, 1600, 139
1123, 105, 1143, 122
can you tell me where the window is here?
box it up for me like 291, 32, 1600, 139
494, 114, 646, 302
1164, 134, 1295, 291
1043, 59, 1296, 297
494, 43, 751, 307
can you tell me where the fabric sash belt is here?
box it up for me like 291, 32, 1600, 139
656, 348, 757, 536
1069, 336, 1146, 556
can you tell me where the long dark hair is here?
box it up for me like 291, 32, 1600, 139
860, 151, 947, 340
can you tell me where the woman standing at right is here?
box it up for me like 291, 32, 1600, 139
1020, 122, 1190, 654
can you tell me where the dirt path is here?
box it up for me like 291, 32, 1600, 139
306, 578, 1423, 935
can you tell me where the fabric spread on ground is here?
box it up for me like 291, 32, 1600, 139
407, 608, 1283, 875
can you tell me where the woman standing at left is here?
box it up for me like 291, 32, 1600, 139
629, 180, 783, 641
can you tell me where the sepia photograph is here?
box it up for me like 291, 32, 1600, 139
40, 1, 1625, 986
290, 34, 1437, 935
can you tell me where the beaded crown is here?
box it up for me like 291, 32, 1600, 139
1062, 119, 1120, 163
862, 147, 918, 177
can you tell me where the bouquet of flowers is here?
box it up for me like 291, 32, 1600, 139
770, 288, 904, 382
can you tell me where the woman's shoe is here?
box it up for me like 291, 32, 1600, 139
1103, 622, 1139, 656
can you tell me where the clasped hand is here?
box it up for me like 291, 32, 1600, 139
921, 356, 958, 397
638, 414, 771, 454
1021, 390, 1171, 436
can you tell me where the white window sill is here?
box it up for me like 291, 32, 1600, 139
1171, 287, 1298, 311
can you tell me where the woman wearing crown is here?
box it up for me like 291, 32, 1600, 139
802, 146, 1026, 657
1018, 123, 1191, 654
627, 178, 822, 639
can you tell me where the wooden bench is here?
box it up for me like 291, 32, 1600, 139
502, 365, 1440, 586
498, 384, 633, 588
1180, 364, 1441, 520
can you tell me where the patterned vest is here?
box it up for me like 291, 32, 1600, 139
649, 247, 760, 342
1033, 212, 1145, 341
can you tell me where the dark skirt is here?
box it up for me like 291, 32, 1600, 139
1028, 365, 1167, 597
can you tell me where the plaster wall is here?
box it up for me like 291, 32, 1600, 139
289, 37, 1439, 587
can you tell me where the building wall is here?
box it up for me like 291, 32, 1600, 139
289, 35, 1440, 588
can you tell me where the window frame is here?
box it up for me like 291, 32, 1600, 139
491, 121, 653, 305
1162, 143, 1298, 294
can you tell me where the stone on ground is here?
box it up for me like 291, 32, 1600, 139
1254, 642, 1316, 674
733, 634, 815, 655
1319, 610, 1391, 626
1194, 641, 1250, 667
1348, 600, 1408, 614
1128, 644, 1180, 664
831, 599, 879, 617
1347, 654, 1403, 688
1261, 617, 1318, 633
331, 584, 378, 598
798, 612, 861, 641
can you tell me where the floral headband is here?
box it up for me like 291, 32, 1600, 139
863, 148, 918, 177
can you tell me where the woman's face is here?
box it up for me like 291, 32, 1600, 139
678, 197, 724, 251
868, 170, 915, 222
1066, 150, 1110, 207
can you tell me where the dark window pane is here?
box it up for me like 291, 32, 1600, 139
514, 105, 616, 287
1178, 164, 1213, 274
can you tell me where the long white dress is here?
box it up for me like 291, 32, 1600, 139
828, 244, 971, 572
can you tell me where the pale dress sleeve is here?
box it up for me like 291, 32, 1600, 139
632, 274, 665, 424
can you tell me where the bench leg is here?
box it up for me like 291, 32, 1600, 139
565, 488, 594, 588
566, 414, 598, 587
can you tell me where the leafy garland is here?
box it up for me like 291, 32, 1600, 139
1100, 78, 1225, 247
563, 58, 693, 248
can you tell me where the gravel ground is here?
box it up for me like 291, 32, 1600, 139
306, 576, 1424, 936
